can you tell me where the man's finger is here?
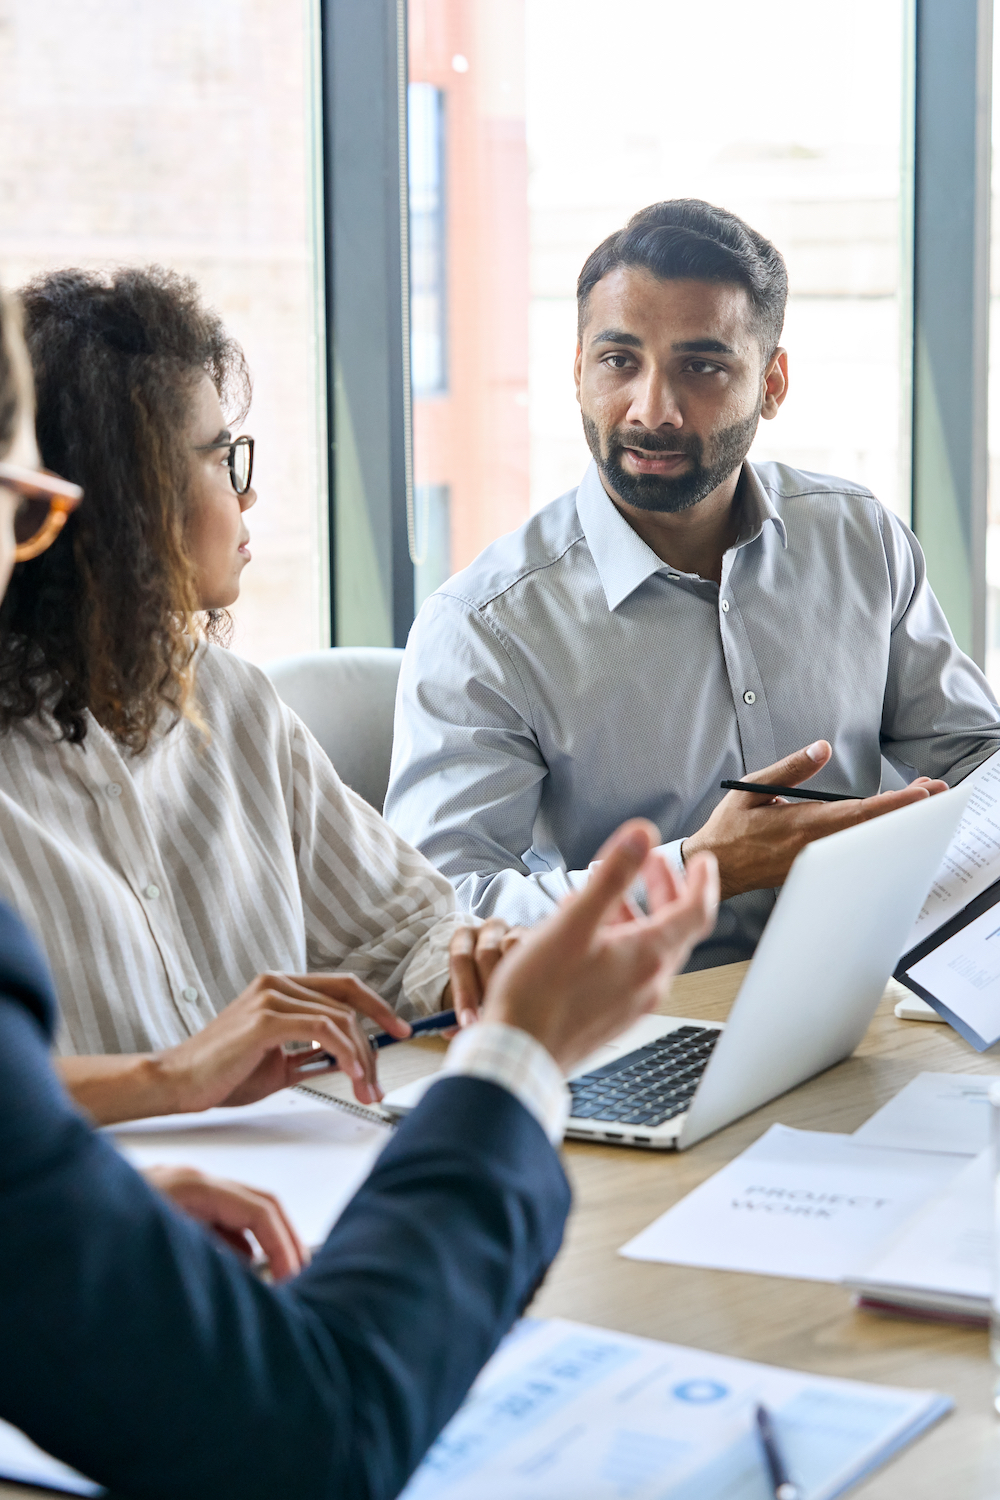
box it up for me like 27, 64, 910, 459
855, 783, 930, 823
739, 739, 831, 795
560, 820, 659, 944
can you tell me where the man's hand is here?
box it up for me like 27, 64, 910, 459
143, 1165, 307, 1280
481, 820, 719, 1075
447, 920, 526, 1029
681, 741, 948, 902
158, 972, 411, 1114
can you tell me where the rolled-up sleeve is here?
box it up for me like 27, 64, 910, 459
878, 509, 1000, 784
289, 712, 462, 1018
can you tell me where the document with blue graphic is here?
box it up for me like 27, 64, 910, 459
398, 1317, 949, 1500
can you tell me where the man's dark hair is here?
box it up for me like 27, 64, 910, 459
577, 199, 788, 356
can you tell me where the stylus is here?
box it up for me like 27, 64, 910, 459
720, 780, 856, 802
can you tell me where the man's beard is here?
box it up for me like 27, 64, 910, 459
581, 409, 759, 514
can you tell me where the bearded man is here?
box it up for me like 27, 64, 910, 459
384, 199, 999, 975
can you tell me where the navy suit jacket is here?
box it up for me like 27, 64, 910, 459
0, 904, 570, 1499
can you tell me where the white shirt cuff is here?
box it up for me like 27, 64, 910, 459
441, 1022, 570, 1145
657, 839, 686, 874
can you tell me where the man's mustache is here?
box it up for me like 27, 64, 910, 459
608, 431, 701, 457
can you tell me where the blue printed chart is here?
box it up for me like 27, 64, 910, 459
399, 1318, 950, 1500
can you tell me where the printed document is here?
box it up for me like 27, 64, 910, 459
903, 749, 1000, 953
620, 1124, 961, 1282
851, 1071, 996, 1156
398, 1316, 950, 1500
845, 1149, 991, 1318
110, 1088, 392, 1246
907, 905, 1000, 1048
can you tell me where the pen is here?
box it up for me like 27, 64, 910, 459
295, 1010, 459, 1075
720, 779, 856, 803
755, 1404, 801, 1500
372, 1009, 457, 1049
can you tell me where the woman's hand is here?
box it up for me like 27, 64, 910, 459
446, 919, 527, 1028
58, 971, 411, 1125
143, 1165, 307, 1280
158, 972, 411, 1113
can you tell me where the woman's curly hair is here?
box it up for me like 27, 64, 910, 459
0, 266, 251, 752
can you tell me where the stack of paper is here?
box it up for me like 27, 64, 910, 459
619, 1072, 999, 1327
398, 1317, 950, 1500
844, 1152, 991, 1322
845, 1070, 996, 1321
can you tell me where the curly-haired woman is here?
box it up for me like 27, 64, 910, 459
0, 265, 499, 1125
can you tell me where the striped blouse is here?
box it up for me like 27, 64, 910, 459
0, 645, 461, 1056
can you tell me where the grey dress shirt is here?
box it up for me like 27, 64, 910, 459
385, 460, 1000, 968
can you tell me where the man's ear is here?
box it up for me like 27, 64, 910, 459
573, 341, 583, 403
760, 348, 788, 420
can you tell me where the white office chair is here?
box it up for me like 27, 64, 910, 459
263, 647, 404, 813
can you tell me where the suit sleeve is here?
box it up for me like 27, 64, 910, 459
0, 987, 570, 1500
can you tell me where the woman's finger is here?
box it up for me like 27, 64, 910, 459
285, 972, 408, 1038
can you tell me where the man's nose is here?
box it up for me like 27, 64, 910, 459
626, 368, 683, 430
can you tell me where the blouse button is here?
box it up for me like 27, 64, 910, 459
144, 884, 160, 900
106, 782, 122, 798
721, 599, 730, 614
182, 986, 199, 1003
743, 690, 756, 705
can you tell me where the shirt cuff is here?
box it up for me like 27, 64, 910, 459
441, 1022, 570, 1145
657, 839, 686, 875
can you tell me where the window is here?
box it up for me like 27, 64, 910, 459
0, 0, 328, 664
407, 0, 907, 605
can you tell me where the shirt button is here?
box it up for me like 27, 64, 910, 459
182, 986, 199, 1002
743, 690, 756, 705
106, 783, 122, 798
721, 599, 730, 613
144, 884, 160, 900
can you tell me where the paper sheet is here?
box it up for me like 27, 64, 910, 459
398, 1316, 950, 1500
903, 750, 1000, 952
110, 1088, 392, 1247
907, 905, 1000, 1047
0, 1419, 101, 1496
851, 1071, 997, 1156
846, 1149, 991, 1312
620, 1124, 962, 1282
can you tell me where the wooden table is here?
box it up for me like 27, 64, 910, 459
6, 962, 1000, 1497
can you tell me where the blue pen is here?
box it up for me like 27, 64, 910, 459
296, 1009, 458, 1073
373, 1009, 457, 1049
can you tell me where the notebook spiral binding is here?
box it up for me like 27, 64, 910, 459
294, 1082, 397, 1128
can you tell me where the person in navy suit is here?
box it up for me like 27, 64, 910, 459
0, 287, 718, 1499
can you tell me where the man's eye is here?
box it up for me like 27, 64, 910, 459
603, 354, 633, 370
687, 360, 722, 375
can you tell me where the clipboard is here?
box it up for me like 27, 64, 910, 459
895, 875, 1000, 1050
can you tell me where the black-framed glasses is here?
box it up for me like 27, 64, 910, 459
196, 435, 255, 495
0, 462, 85, 561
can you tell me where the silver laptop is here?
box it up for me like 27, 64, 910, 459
384, 783, 971, 1151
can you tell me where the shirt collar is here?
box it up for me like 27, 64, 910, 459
575, 458, 787, 612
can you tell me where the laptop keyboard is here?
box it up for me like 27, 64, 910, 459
568, 1025, 721, 1128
